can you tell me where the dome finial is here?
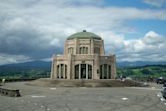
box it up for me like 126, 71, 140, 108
83, 30, 86, 32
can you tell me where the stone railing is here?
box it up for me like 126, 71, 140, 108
0, 87, 21, 97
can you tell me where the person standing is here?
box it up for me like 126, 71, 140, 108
2, 78, 5, 85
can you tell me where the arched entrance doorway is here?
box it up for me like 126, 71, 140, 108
57, 64, 67, 79
100, 64, 111, 79
75, 64, 92, 79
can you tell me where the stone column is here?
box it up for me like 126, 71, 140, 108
111, 55, 116, 79
90, 39, 94, 54
93, 54, 100, 79
107, 65, 109, 79
67, 54, 72, 79
101, 40, 105, 55
54, 59, 57, 79
74, 39, 77, 54
59, 64, 61, 79
63, 65, 66, 79
51, 56, 57, 79
81, 47, 83, 54
57, 65, 59, 79
86, 64, 88, 79
102, 65, 104, 79
51, 60, 54, 79
79, 64, 81, 79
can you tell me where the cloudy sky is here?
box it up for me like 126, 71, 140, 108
0, 0, 166, 65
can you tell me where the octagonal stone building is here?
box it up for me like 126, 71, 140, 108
51, 30, 116, 80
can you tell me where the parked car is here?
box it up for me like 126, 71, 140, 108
161, 88, 166, 99
156, 77, 166, 84
163, 83, 166, 88
161, 83, 166, 99
161, 83, 166, 92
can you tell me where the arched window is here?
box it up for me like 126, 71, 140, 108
75, 65, 79, 79
68, 47, 73, 54
86, 47, 88, 54
100, 64, 111, 79
83, 47, 85, 54
94, 47, 100, 54
57, 64, 67, 79
75, 64, 92, 79
79, 47, 88, 54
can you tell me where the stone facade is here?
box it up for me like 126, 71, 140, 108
51, 30, 116, 79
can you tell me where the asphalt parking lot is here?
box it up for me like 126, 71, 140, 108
0, 82, 165, 111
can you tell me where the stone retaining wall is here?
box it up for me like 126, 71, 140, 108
27, 78, 143, 87
0, 87, 21, 97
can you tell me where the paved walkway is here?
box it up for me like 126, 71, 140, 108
0, 82, 165, 111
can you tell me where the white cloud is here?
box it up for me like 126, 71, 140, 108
99, 31, 125, 54
115, 31, 166, 61
143, 31, 163, 44
0, 53, 31, 65
93, 30, 166, 62
143, 0, 166, 7
0, 0, 166, 64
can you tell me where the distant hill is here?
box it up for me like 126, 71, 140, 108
117, 61, 166, 68
0, 61, 51, 78
0, 60, 166, 79
117, 65, 166, 78
4, 61, 51, 69
0, 60, 166, 69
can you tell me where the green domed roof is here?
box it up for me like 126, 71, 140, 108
67, 30, 102, 40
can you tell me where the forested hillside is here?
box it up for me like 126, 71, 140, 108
117, 65, 166, 78
0, 61, 51, 80
0, 61, 165, 80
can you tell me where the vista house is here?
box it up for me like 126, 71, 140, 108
51, 30, 116, 79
